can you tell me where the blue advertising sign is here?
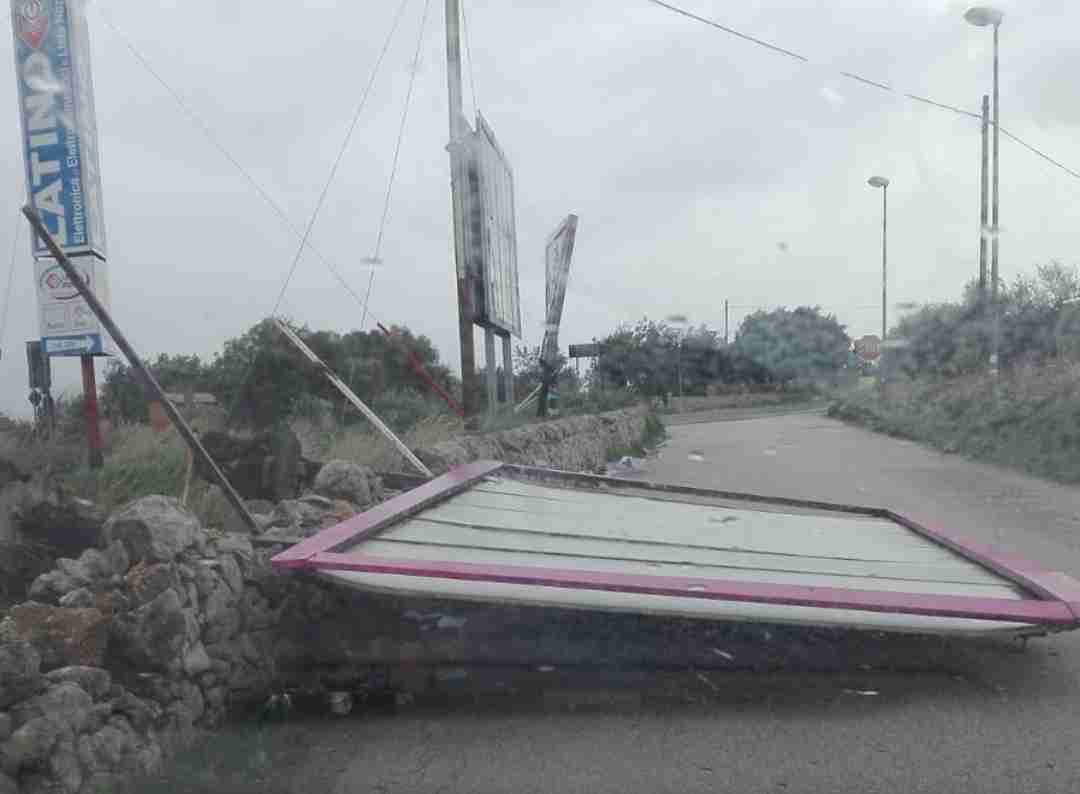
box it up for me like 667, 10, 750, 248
11, 0, 107, 259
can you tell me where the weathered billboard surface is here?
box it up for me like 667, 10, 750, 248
457, 113, 521, 337
541, 214, 577, 365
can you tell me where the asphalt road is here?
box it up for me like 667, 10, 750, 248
256, 413, 1080, 793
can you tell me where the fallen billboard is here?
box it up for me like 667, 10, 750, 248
273, 462, 1080, 637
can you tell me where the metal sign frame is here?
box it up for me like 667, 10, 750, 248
541, 214, 577, 366
272, 318, 434, 479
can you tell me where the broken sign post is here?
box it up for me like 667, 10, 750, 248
21, 206, 258, 532
271, 318, 434, 479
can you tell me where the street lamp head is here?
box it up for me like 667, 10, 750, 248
964, 6, 1004, 27
867, 176, 889, 188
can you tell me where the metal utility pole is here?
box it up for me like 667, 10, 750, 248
965, 5, 1004, 370
991, 21, 1000, 304
979, 94, 989, 303
868, 176, 889, 341
723, 299, 729, 344
444, 0, 478, 420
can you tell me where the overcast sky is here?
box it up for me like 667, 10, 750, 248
0, 0, 1077, 417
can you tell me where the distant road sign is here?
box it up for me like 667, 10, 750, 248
569, 343, 603, 358
854, 334, 881, 361
879, 338, 911, 350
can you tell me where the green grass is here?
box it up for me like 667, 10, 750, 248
321, 414, 464, 470
606, 412, 667, 461
828, 361, 1080, 483
66, 426, 190, 511
63, 425, 226, 524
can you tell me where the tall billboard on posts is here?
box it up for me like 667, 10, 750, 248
458, 113, 521, 337
11, 0, 110, 356
540, 214, 577, 366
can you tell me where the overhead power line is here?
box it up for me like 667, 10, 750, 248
460, 0, 482, 115
0, 211, 18, 355
272, 0, 412, 316
361, 0, 434, 328
645, 0, 1079, 183
96, 8, 395, 331
646, 0, 807, 63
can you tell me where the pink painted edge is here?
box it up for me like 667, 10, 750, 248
271, 460, 503, 567
882, 512, 1080, 620
305, 550, 1076, 625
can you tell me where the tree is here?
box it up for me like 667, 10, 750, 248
733, 307, 850, 383
594, 319, 681, 399
888, 263, 1080, 376
100, 320, 459, 429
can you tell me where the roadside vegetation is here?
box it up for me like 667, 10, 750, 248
6, 306, 861, 510
831, 262, 1080, 483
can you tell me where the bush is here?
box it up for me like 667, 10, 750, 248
829, 360, 1080, 483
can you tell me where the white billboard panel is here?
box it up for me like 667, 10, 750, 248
35, 253, 109, 355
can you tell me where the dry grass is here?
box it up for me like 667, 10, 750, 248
0, 417, 85, 475
321, 414, 464, 470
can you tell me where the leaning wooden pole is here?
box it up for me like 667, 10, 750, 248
22, 206, 258, 532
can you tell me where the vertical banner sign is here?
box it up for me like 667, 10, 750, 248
11, 0, 110, 356
540, 214, 577, 366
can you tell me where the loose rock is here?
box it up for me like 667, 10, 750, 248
0, 641, 42, 708
57, 588, 94, 609
312, 460, 374, 505
101, 496, 199, 564
43, 667, 111, 700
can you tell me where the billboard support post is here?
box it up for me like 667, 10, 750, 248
501, 333, 513, 405
444, 0, 479, 421
80, 354, 103, 467
484, 327, 497, 412
21, 206, 258, 532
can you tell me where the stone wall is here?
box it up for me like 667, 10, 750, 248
0, 407, 656, 793
0, 484, 422, 794
417, 407, 649, 474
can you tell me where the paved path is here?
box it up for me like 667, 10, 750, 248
264, 415, 1080, 793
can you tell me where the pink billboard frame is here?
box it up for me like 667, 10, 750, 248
271, 461, 1080, 629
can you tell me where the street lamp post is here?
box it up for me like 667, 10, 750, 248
665, 314, 690, 410
867, 176, 889, 341
965, 5, 1004, 370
